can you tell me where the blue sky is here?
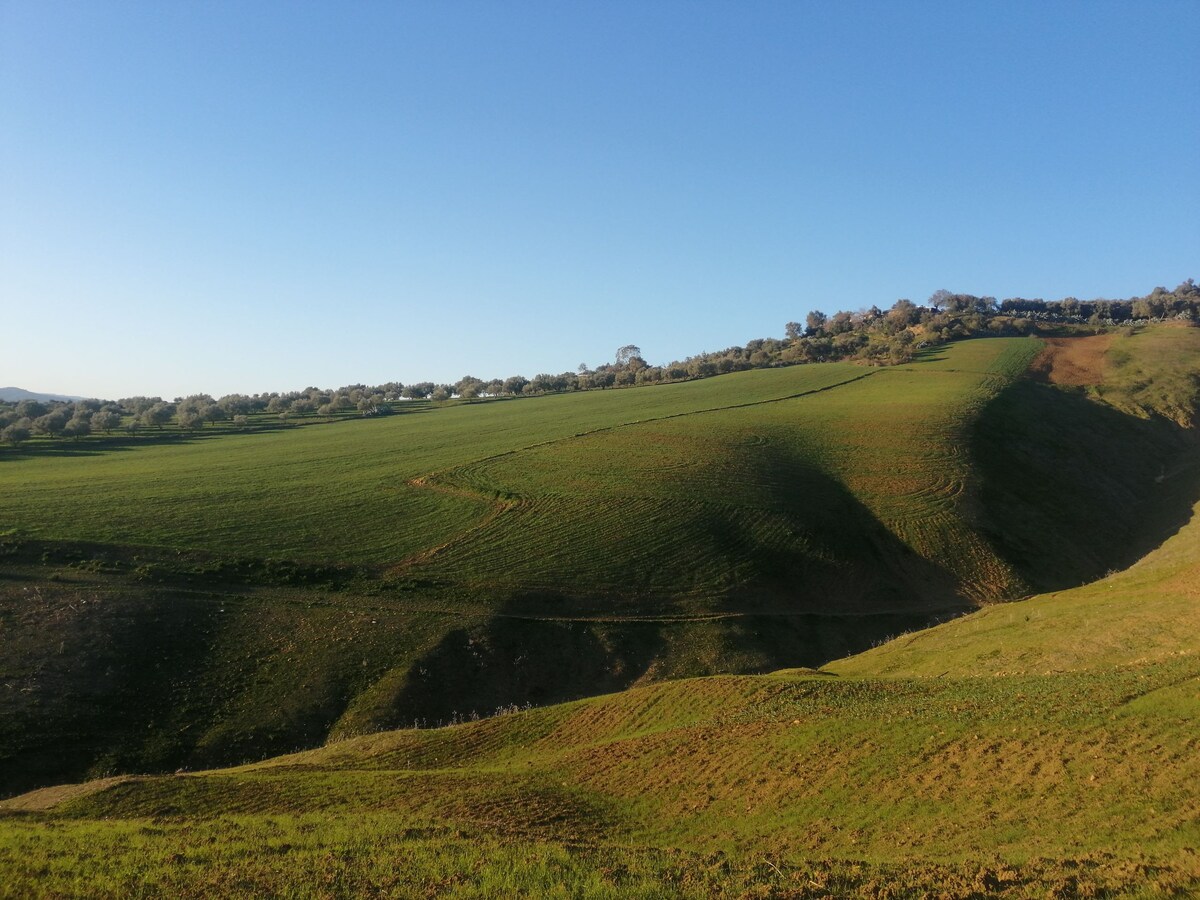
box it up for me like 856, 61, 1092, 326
2, 1, 1197, 400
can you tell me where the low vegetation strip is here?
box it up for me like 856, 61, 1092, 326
1029, 334, 1114, 385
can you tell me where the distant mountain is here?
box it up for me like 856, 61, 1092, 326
0, 387, 84, 403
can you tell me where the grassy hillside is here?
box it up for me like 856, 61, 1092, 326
2, 326, 1199, 895
970, 327, 1200, 593
3, 493, 1198, 896
1, 364, 863, 565
415, 339, 1035, 610
2, 330, 1198, 800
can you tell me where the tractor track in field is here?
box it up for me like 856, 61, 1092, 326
387, 370, 880, 577
387, 477, 528, 574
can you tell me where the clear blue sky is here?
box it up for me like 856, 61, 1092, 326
2, 1, 1197, 400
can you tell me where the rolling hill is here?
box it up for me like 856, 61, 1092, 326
0, 387, 83, 403
2, 389, 1198, 894
1, 325, 1199, 895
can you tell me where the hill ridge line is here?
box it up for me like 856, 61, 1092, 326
435, 368, 881, 480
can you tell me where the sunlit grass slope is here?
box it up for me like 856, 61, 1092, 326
0, 364, 863, 565
3, 652, 1196, 897
1, 342, 1044, 615
9, 335, 1177, 618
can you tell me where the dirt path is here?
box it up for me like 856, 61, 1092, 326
1028, 335, 1114, 386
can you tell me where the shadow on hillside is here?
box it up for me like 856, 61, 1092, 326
377, 450, 971, 728
372, 606, 957, 730
724, 442, 967, 614
0, 582, 227, 799
0, 538, 366, 590
0, 450, 975, 795
970, 378, 1200, 594
909, 345, 952, 364
0, 430, 230, 459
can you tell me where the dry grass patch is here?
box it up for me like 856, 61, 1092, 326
1029, 335, 1115, 386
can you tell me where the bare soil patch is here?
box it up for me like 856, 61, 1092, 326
1029, 335, 1114, 386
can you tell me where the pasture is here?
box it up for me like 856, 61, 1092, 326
3, 327, 1200, 869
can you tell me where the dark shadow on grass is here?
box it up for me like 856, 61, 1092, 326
377, 618, 670, 728
0, 583, 227, 798
0, 574, 441, 796
707, 441, 968, 615
377, 608, 960, 732
908, 344, 952, 364
970, 377, 1200, 593
377, 448, 972, 728
0, 444, 980, 794
0, 537, 369, 590
0, 430, 228, 459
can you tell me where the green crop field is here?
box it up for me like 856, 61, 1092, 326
0, 362, 866, 566
2, 326, 1200, 896
2, 339, 1052, 625
413, 339, 1038, 610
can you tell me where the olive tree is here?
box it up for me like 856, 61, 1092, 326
92, 409, 121, 433
2, 420, 31, 446
140, 402, 175, 429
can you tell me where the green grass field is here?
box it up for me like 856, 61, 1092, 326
1, 363, 865, 565
2, 326, 1200, 896
3, 485, 1198, 896
3, 330, 1198, 789
1, 338, 1073, 789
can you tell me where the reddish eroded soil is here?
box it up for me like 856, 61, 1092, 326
1028, 335, 1114, 386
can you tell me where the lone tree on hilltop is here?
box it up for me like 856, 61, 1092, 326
615, 344, 642, 366
929, 289, 953, 311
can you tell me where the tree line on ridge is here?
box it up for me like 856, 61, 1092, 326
3, 280, 1196, 447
